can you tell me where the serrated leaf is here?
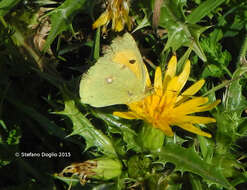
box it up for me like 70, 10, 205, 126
224, 65, 247, 114
201, 29, 232, 78
231, 172, 247, 187
43, 0, 87, 51
238, 117, 247, 135
159, 0, 207, 61
157, 143, 234, 189
91, 111, 141, 152
0, 0, 21, 17
187, 0, 225, 24
147, 173, 182, 190
215, 65, 247, 153
217, 2, 247, 37
59, 99, 117, 157
189, 174, 203, 190
133, 8, 151, 33
127, 155, 151, 178
202, 64, 223, 78
215, 111, 239, 155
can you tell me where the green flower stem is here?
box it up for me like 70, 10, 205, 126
140, 122, 165, 152
202, 79, 232, 97
238, 34, 247, 67
222, 65, 233, 78
93, 27, 100, 60
203, 63, 247, 97
91, 158, 122, 180
0, 16, 7, 27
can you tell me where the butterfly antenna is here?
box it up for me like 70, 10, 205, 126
143, 56, 156, 70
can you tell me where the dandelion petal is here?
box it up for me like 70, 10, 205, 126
113, 111, 139, 119
178, 123, 212, 138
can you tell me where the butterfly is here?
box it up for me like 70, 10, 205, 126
80, 33, 151, 107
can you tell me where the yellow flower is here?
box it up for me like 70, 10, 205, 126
114, 56, 220, 138
92, 0, 132, 33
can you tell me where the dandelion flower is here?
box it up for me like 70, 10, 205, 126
114, 56, 220, 138
92, 0, 132, 33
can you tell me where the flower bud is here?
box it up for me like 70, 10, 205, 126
60, 157, 122, 184
139, 122, 165, 152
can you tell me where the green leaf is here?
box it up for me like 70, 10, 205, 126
201, 64, 224, 78
0, 0, 21, 17
157, 143, 234, 189
159, 0, 207, 61
43, 0, 87, 51
189, 174, 203, 190
224, 65, 247, 114
197, 135, 214, 163
215, 111, 239, 154
231, 172, 247, 187
91, 158, 122, 180
0, 125, 21, 167
217, 2, 247, 37
212, 154, 243, 179
127, 155, 151, 178
132, 8, 151, 33
146, 173, 182, 190
187, 0, 225, 24
93, 27, 101, 60
0, 120, 8, 131
59, 98, 117, 158
215, 65, 247, 153
91, 111, 142, 152
201, 29, 232, 78
238, 118, 247, 135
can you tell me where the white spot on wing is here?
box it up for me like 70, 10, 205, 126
105, 76, 114, 84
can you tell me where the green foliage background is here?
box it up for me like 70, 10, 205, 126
0, 0, 247, 189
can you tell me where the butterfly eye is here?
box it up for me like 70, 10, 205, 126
129, 59, 136, 64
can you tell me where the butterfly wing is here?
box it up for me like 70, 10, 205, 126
80, 57, 145, 107
110, 33, 147, 88
80, 33, 149, 107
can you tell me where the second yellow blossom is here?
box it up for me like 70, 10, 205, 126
92, 0, 132, 33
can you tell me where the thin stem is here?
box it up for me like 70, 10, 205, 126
222, 65, 233, 78
0, 16, 7, 27
202, 75, 242, 97
238, 34, 247, 67
202, 80, 229, 97
143, 56, 156, 70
